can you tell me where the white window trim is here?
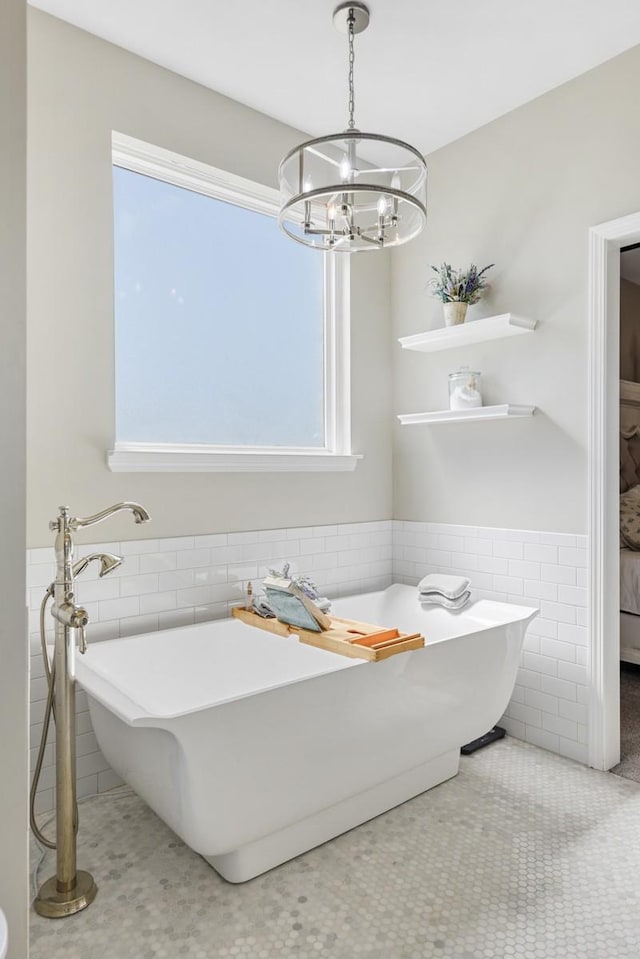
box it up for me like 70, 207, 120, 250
108, 132, 360, 473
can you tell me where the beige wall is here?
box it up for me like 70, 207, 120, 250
27, 10, 392, 547
620, 277, 640, 382
392, 43, 640, 534
0, 0, 28, 954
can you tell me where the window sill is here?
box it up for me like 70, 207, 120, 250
107, 444, 362, 473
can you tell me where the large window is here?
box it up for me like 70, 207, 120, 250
108, 134, 357, 473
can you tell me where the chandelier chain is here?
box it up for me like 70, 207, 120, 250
347, 9, 355, 129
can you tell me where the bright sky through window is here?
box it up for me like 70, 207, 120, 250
113, 166, 325, 448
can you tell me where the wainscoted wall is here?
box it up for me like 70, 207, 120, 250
30, 518, 590, 812
29, 521, 393, 812
394, 522, 590, 763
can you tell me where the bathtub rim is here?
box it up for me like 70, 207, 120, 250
75, 584, 538, 726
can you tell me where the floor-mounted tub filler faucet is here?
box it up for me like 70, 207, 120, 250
32, 503, 150, 918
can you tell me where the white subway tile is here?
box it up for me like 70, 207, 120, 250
98, 596, 139, 621
542, 713, 578, 741
119, 614, 159, 637
119, 573, 159, 597
465, 537, 493, 556
75, 577, 120, 604
194, 533, 228, 547
162, 536, 195, 551
139, 552, 178, 573
76, 731, 99, 757
119, 539, 159, 555
500, 717, 526, 740
26, 563, 55, 588
540, 675, 577, 702
508, 560, 541, 580
493, 541, 524, 560
493, 575, 524, 595
505, 702, 542, 728
476, 556, 509, 575
194, 603, 229, 624
77, 751, 111, 778
540, 638, 576, 663
539, 533, 577, 547
29, 547, 54, 565
524, 580, 557, 602
557, 661, 588, 685
523, 651, 558, 677
288, 525, 315, 539
228, 530, 262, 545
525, 727, 560, 752
524, 688, 559, 714
557, 585, 588, 608
139, 592, 177, 615
528, 618, 557, 639
558, 547, 588, 568
177, 548, 211, 569
313, 525, 338, 537
557, 738, 588, 764
558, 700, 589, 724
524, 543, 558, 564
176, 585, 214, 607
194, 567, 228, 586
438, 535, 465, 551
158, 609, 195, 630
576, 607, 588, 626
576, 567, 588, 587
98, 769, 125, 792
522, 634, 541, 654
540, 564, 576, 586
575, 535, 589, 550
76, 775, 99, 801
158, 569, 195, 591
540, 601, 576, 625
88, 621, 120, 643
576, 647, 588, 666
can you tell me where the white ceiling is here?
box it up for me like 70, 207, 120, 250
29, 0, 640, 154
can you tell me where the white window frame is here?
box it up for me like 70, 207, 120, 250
108, 132, 360, 473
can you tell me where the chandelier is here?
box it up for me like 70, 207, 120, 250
278, 2, 427, 252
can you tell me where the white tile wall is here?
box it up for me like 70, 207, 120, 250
28, 521, 394, 811
29, 517, 592, 813
393, 521, 590, 764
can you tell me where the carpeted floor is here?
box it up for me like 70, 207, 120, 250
611, 663, 640, 782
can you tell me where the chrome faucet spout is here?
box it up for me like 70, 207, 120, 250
68, 501, 151, 530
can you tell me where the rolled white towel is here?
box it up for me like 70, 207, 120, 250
418, 573, 471, 601
420, 590, 471, 610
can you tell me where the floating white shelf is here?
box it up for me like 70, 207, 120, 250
398, 313, 536, 353
397, 404, 536, 426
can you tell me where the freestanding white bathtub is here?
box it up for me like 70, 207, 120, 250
75, 584, 537, 883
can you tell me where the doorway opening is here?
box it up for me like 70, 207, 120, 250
614, 244, 640, 780
588, 213, 640, 771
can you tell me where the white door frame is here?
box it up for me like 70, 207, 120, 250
588, 211, 640, 770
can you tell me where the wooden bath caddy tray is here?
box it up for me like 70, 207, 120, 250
232, 607, 424, 661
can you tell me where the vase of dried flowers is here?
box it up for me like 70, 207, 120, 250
428, 262, 494, 326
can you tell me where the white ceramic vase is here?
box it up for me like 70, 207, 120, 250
443, 301, 468, 326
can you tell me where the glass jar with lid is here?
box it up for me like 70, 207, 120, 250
448, 367, 482, 411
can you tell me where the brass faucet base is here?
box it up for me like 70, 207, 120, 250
34, 870, 97, 918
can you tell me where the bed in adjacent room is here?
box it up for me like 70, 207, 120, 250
619, 390, 640, 663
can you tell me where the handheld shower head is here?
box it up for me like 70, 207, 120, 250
72, 553, 124, 578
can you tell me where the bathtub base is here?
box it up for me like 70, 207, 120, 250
204, 749, 459, 883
